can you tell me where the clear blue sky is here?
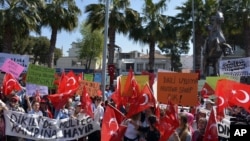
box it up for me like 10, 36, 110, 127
40, 0, 189, 56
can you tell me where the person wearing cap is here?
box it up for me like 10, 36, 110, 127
204, 99, 214, 111
6, 95, 25, 141
71, 101, 87, 141
40, 98, 53, 118
6, 95, 25, 113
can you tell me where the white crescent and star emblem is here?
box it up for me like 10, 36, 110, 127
109, 118, 118, 136
218, 96, 225, 107
6, 79, 16, 85
140, 93, 149, 106
67, 77, 76, 86
236, 90, 250, 104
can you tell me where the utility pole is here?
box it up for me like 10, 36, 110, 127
101, 0, 109, 98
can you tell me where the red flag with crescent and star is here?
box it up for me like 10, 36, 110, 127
101, 104, 126, 141
201, 82, 215, 98
2, 73, 22, 95
57, 71, 79, 93
226, 80, 250, 113
203, 108, 218, 141
215, 79, 250, 119
125, 83, 156, 118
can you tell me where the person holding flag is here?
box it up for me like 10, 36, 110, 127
168, 112, 192, 141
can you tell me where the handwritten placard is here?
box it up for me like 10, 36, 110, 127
0, 59, 24, 78
84, 74, 93, 82
26, 64, 55, 88
0, 53, 29, 72
77, 80, 100, 96
157, 72, 198, 106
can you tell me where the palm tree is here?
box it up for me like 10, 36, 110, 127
84, 0, 140, 65
128, 0, 168, 71
40, 0, 81, 68
0, 0, 43, 53
175, 0, 218, 73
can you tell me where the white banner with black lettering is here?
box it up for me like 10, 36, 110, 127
4, 110, 100, 140
219, 57, 250, 76
217, 116, 230, 140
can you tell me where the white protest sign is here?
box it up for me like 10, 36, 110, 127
217, 116, 230, 139
26, 83, 48, 97
219, 57, 250, 76
4, 110, 100, 140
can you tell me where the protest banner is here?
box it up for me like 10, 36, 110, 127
84, 74, 93, 82
120, 75, 148, 94
77, 80, 100, 96
0, 58, 24, 78
217, 116, 230, 139
219, 57, 250, 76
157, 72, 198, 106
26, 64, 55, 88
4, 110, 100, 140
26, 83, 48, 97
0, 53, 29, 72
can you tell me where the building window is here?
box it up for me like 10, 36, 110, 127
137, 64, 143, 72
126, 63, 134, 71
155, 64, 166, 69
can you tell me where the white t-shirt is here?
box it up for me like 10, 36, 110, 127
28, 109, 43, 116
124, 122, 139, 139
93, 104, 104, 123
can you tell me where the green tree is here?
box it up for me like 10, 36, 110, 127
0, 0, 44, 53
158, 17, 189, 72
40, 0, 81, 68
220, 0, 250, 56
128, 0, 169, 71
84, 0, 140, 65
175, 0, 218, 71
78, 23, 103, 72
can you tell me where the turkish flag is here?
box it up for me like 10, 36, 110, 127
2, 73, 22, 95
81, 86, 94, 118
201, 82, 215, 98
203, 108, 218, 141
47, 89, 76, 110
122, 68, 140, 97
57, 71, 79, 93
226, 80, 250, 113
101, 104, 126, 141
214, 79, 235, 120
126, 83, 156, 118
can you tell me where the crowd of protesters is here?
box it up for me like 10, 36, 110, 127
1, 76, 250, 141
